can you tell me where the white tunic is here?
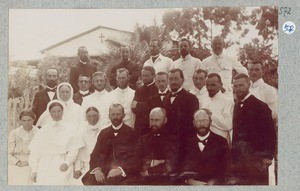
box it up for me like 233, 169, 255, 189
143, 54, 173, 74
108, 86, 136, 128
171, 54, 203, 91
8, 126, 39, 185
250, 78, 278, 120
202, 91, 234, 145
189, 86, 209, 109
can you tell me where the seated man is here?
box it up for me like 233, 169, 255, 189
82, 104, 139, 185
181, 109, 229, 185
136, 107, 177, 185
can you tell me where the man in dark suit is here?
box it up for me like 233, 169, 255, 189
73, 74, 92, 105
109, 46, 141, 90
82, 103, 139, 185
32, 67, 58, 125
136, 107, 177, 185
131, 66, 158, 136
181, 109, 229, 185
230, 73, 276, 185
69, 46, 97, 93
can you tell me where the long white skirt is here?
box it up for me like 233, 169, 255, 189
36, 154, 73, 185
8, 163, 31, 185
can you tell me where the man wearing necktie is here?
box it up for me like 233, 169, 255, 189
73, 74, 92, 105
32, 67, 59, 125
135, 107, 177, 185
181, 109, 229, 185
230, 74, 276, 185
82, 104, 139, 185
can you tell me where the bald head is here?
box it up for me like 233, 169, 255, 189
149, 107, 167, 132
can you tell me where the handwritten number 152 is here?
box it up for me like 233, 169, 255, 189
279, 7, 291, 17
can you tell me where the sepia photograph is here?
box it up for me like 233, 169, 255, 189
8, 7, 278, 186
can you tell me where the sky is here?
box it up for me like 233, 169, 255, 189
9, 9, 168, 61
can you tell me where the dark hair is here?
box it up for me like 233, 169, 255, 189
250, 60, 264, 68
169, 68, 184, 80
156, 71, 168, 78
78, 46, 87, 52
86, 107, 99, 114
194, 69, 208, 78
233, 73, 250, 81
179, 38, 191, 48
121, 45, 131, 53
78, 74, 91, 82
207, 73, 222, 84
19, 109, 36, 120
46, 67, 59, 75
150, 38, 162, 48
142, 66, 156, 76
109, 103, 125, 114
92, 71, 106, 79
49, 102, 63, 111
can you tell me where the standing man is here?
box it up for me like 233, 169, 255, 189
131, 66, 158, 136
109, 46, 141, 89
182, 109, 229, 185
170, 38, 202, 91
69, 46, 97, 93
143, 39, 173, 74
32, 67, 58, 125
202, 36, 247, 99
136, 107, 177, 185
202, 73, 234, 146
82, 104, 139, 185
163, 68, 199, 163
109, 68, 136, 128
248, 61, 278, 121
189, 69, 209, 109
73, 74, 92, 105
231, 74, 276, 185
82, 71, 110, 128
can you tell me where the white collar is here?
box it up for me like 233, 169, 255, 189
181, 54, 192, 61
79, 90, 90, 95
147, 80, 155, 87
170, 87, 183, 94
197, 131, 210, 141
80, 60, 87, 65
159, 88, 168, 94
212, 51, 224, 59
191, 85, 206, 94
94, 89, 106, 95
150, 53, 160, 59
251, 78, 264, 88
210, 90, 222, 100
241, 93, 251, 102
46, 86, 57, 90
116, 86, 129, 92
112, 123, 123, 130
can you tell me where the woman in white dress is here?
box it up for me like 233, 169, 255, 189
72, 106, 102, 185
28, 100, 84, 185
8, 109, 39, 185
36, 82, 82, 132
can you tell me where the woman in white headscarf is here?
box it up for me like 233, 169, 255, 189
72, 106, 103, 185
8, 109, 39, 185
37, 82, 82, 132
28, 100, 85, 185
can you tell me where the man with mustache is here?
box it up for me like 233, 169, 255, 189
202, 36, 247, 99
181, 109, 229, 185
82, 104, 139, 185
69, 46, 97, 93
32, 67, 58, 125
170, 38, 203, 91
135, 107, 177, 185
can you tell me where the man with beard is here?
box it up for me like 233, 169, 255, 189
230, 74, 276, 185
189, 69, 209, 109
109, 46, 141, 90
135, 107, 177, 185
181, 109, 229, 185
202, 36, 247, 99
82, 104, 139, 185
73, 74, 92, 105
143, 39, 173, 74
170, 38, 203, 91
69, 46, 97, 93
131, 66, 158, 136
32, 67, 58, 125
202, 73, 234, 147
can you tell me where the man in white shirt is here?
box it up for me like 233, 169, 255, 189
170, 38, 203, 91
202, 36, 248, 99
202, 73, 234, 146
143, 39, 173, 74
248, 61, 278, 122
189, 69, 209, 109
82, 71, 110, 128
108, 68, 136, 128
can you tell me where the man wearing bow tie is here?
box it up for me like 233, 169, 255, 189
73, 74, 92, 105
135, 107, 177, 185
82, 104, 139, 185
69, 46, 97, 93
181, 109, 229, 185
230, 74, 276, 185
32, 67, 59, 125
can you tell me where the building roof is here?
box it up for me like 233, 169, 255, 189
40, 25, 134, 54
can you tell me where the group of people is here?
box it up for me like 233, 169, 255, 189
8, 36, 278, 186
